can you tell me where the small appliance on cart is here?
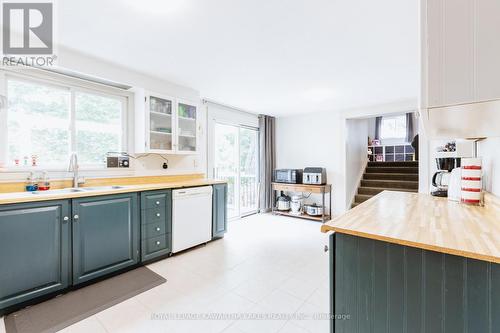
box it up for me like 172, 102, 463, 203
271, 167, 331, 222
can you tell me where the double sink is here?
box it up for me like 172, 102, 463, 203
30, 186, 129, 195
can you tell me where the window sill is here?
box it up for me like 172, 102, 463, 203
0, 167, 135, 182
0, 166, 133, 172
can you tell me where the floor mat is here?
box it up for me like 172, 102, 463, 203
4, 266, 166, 333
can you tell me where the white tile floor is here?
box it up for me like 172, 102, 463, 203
0, 213, 331, 333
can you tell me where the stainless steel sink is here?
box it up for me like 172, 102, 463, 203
29, 186, 128, 195
31, 188, 85, 195
79, 186, 128, 191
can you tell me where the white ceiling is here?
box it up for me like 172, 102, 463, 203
58, 0, 419, 116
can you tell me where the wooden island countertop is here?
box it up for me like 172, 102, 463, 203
321, 191, 500, 264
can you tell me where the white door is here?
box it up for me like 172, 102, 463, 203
214, 123, 259, 219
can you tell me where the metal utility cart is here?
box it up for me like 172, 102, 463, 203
271, 182, 332, 222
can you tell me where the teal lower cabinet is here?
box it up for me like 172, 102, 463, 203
0, 200, 71, 312
72, 193, 140, 285
0, 184, 228, 314
330, 233, 500, 333
140, 190, 172, 262
212, 184, 228, 239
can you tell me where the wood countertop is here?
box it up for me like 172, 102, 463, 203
0, 177, 226, 205
321, 191, 500, 264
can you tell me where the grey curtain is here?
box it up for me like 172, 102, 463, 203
258, 115, 276, 213
374, 116, 382, 140
406, 113, 415, 143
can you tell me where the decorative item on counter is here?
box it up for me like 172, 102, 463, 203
14, 158, 19, 166
25, 172, 38, 192
371, 139, 380, 146
38, 172, 51, 191
460, 158, 482, 205
23, 156, 29, 166
31, 155, 38, 167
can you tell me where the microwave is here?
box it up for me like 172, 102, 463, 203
273, 169, 303, 184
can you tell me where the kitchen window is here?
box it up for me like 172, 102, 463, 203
2, 75, 127, 169
380, 115, 406, 140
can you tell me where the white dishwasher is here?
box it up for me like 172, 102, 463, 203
172, 186, 213, 253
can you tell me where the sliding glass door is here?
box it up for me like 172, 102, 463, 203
214, 123, 259, 219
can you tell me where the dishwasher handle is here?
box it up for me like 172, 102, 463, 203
173, 186, 213, 199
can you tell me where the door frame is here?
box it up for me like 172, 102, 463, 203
206, 102, 260, 220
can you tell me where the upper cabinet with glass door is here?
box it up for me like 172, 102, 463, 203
147, 95, 174, 153
175, 99, 198, 154
135, 91, 199, 155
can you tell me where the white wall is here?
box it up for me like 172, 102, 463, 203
0, 47, 207, 181
276, 111, 345, 215
478, 137, 500, 196
345, 119, 369, 207
275, 99, 416, 216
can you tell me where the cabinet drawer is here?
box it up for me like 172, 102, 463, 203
144, 234, 170, 254
142, 221, 169, 238
143, 208, 167, 225
142, 193, 168, 210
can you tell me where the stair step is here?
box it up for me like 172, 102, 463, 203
365, 167, 418, 174
363, 173, 419, 181
361, 179, 419, 190
358, 187, 419, 196
368, 161, 418, 167
351, 202, 361, 209
355, 194, 373, 203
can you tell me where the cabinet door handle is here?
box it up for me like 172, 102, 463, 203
156, 201, 160, 205
74, 215, 79, 220
156, 227, 161, 231
156, 241, 161, 246
156, 213, 161, 217
63, 216, 69, 222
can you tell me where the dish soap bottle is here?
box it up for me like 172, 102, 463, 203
25, 172, 38, 192
38, 171, 51, 191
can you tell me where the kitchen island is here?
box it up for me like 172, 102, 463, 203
321, 191, 500, 333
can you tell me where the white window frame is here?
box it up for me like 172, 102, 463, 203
380, 115, 407, 140
0, 69, 131, 171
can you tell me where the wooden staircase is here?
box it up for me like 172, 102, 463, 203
351, 161, 419, 208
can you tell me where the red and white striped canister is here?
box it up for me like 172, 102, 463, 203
461, 158, 482, 205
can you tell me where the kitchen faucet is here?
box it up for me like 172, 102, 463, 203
68, 153, 83, 188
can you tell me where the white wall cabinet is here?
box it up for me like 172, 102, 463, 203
423, 0, 500, 108
134, 90, 199, 155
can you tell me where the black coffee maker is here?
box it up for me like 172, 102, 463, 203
431, 157, 461, 197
